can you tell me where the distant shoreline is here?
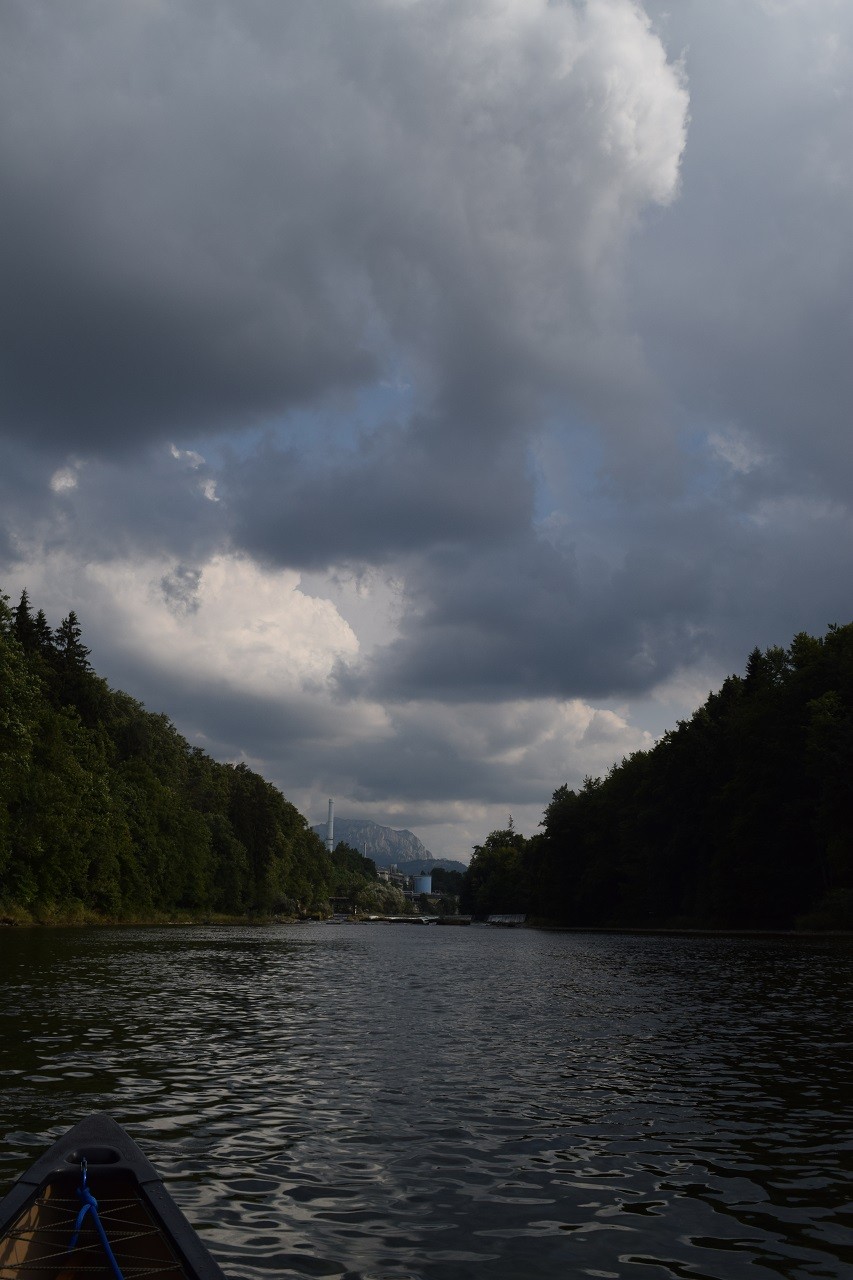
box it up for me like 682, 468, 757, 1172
530, 923, 853, 939
2, 909, 850, 938
0, 910, 301, 928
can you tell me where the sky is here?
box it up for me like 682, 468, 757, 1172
2, 0, 852, 861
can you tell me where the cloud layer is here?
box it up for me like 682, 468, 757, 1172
2, 0, 852, 856
0, 0, 685, 455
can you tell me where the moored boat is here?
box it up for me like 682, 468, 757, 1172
0, 1115, 226, 1280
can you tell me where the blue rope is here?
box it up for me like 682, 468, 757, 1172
68, 1157, 126, 1280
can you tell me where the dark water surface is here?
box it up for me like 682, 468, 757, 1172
0, 925, 851, 1279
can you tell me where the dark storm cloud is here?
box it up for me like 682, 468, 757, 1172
313, 719, 543, 808
1, 446, 226, 568
226, 415, 534, 570
0, 0, 684, 458
304, 0, 853, 711
15, 0, 853, 830
3, 0, 852, 857
336, 483, 853, 705
335, 528, 712, 703
97, 650, 583, 812
97, 664, 342, 765
0, 1, 382, 453
0, 238, 374, 452
636, 0, 853, 500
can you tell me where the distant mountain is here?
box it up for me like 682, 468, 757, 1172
311, 817, 467, 874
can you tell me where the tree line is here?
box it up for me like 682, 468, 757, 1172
5, 585, 850, 930
0, 588, 384, 922
461, 624, 853, 930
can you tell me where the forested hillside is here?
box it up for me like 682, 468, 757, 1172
7, 584, 852, 931
0, 589, 383, 922
462, 625, 853, 931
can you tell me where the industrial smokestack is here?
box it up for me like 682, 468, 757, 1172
325, 798, 335, 852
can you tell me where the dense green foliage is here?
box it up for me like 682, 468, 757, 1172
429, 866, 464, 896
8, 584, 850, 931
460, 826, 529, 917
0, 589, 378, 922
463, 626, 853, 930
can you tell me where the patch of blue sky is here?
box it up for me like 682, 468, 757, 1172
183, 367, 416, 471
529, 413, 609, 533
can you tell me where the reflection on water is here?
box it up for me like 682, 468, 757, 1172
0, 925, 851, 1279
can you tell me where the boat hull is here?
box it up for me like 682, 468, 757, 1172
0, 1115, 226, 1280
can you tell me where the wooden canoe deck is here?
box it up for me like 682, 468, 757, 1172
0, 1173, 188, 1280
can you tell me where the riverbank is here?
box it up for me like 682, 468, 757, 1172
2, 903, 849, 936
0, 904, 308, 927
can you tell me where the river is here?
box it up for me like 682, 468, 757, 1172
0, 924, 850, 1279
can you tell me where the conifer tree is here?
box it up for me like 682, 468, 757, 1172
51, 610, 97, 717
33, 609, 53, 654
12, 590, 38, 652
54, 611, 91, 672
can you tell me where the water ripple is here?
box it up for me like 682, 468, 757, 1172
1, 926, 851, 1279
